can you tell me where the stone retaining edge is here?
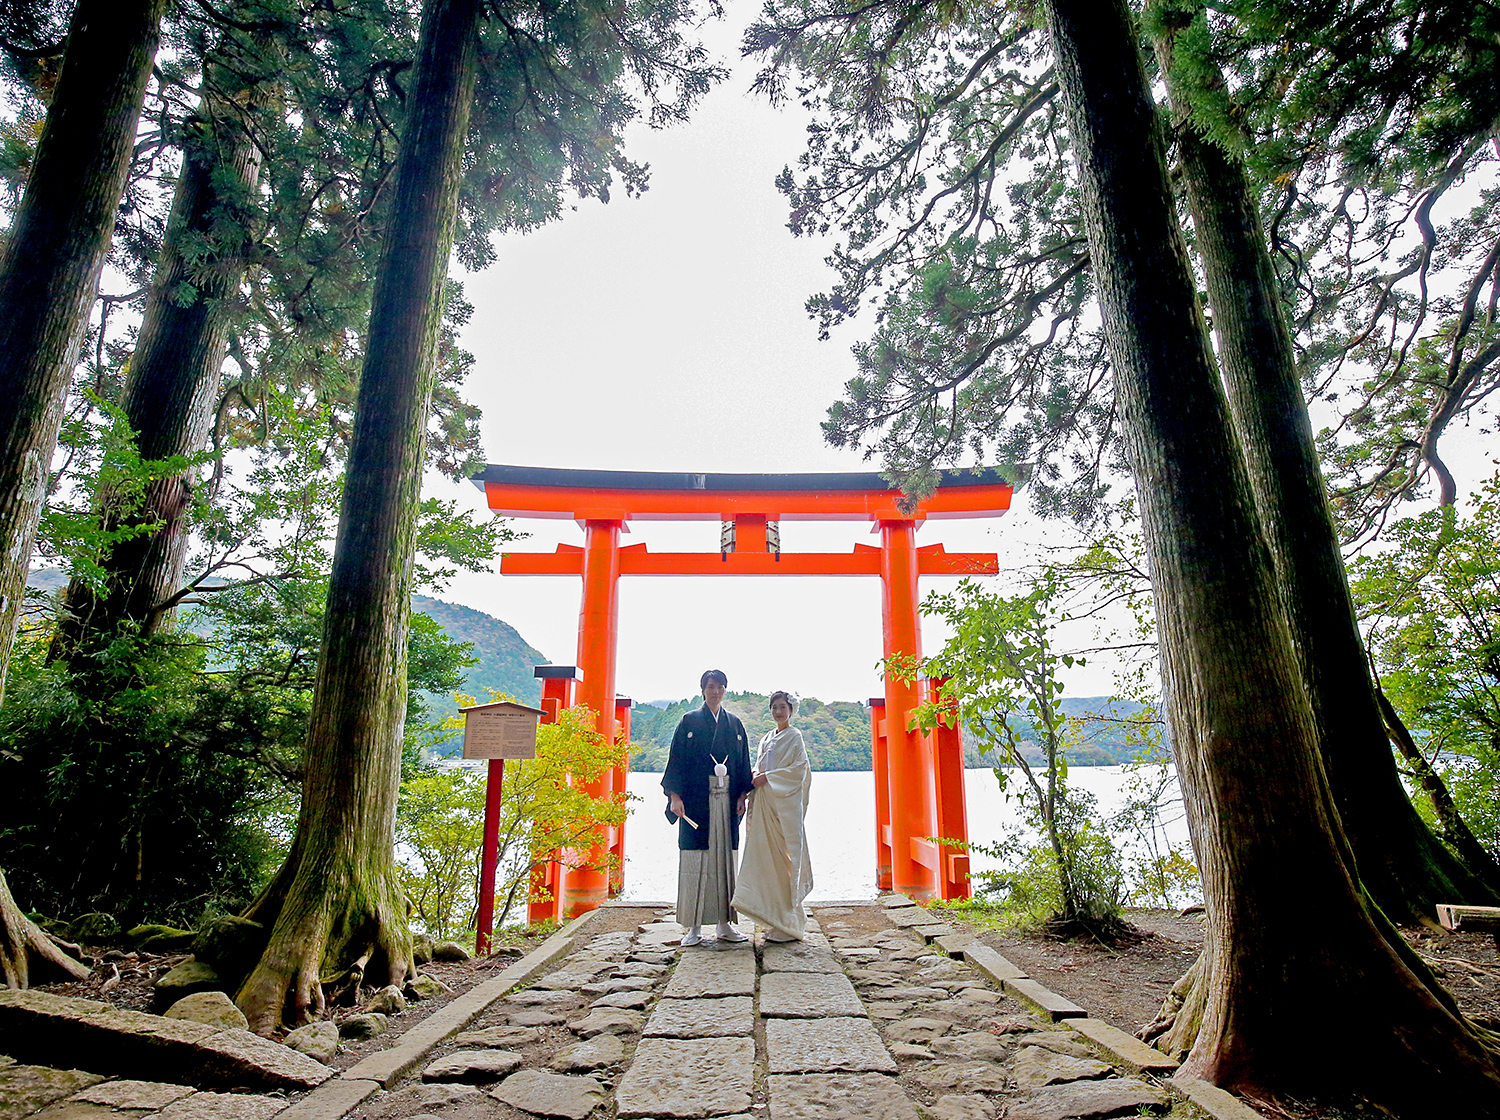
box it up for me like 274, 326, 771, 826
934, 924, 1262, 1112
272, 1077, 382, 1120
1170, 1077, 1270, 1120
338, 910, 599, 1092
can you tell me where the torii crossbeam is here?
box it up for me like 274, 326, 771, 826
472, 464, 1011, 920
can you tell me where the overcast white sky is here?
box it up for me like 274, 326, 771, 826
422, 11, 1101, 706
424, 9, 1496, 708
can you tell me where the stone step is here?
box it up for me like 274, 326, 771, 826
1000, 978, 1088, 1021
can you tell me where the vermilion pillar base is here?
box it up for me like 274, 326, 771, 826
529, 667, 581, 926
562, 521, 622, 918
928, 677, 971, 900
880, 519, 939, 901
869, 697, 893, 891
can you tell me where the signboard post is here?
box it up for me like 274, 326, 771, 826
463, 701, 543, 954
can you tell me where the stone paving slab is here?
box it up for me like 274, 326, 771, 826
342, 910, 595, 1088
765, 1017, 897, 1074
155, 1091, 287, 1120
877, 895, 917, 910
1067, 1018, 1179, 1074
71, 1080, 196, 1111
615, 1036, 755, 1119
1001, 978, 1087, 1021
1011, 1046, 1112, 1091
0, 1065, 104, 1120
767, 1073, 919, 1120
490, 1070, 605, 1120
661, 949, 756, 999
759, 972, 864, 1018
761, 941, 841, 974
884, 908, 934, 928
1006, 1077, 1166, 1120
644, 996, 754, 1038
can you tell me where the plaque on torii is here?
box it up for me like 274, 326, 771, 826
471, 464, 1012, 924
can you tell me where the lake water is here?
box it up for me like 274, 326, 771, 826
618, 766, 1190, 903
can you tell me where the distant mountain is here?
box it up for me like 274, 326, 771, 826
411, 594, 549, 718
628, 692, 1155, 772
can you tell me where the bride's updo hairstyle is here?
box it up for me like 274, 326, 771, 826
768, 690, 797, 712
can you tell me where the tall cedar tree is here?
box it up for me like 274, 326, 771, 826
1041, 0, 1500, 1109
48, 39, 276, 666
233, 0, 483, 1033
1148, 0, 1497, 920
0, 0, 167, 702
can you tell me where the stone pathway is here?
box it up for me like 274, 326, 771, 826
2, 899, 1259, 1120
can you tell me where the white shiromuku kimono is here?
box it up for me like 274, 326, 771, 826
732, 725, 813, 940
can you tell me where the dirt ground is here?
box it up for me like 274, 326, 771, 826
940, 904, 1500, 1119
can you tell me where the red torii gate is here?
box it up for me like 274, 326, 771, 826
474, 464, 1010, 920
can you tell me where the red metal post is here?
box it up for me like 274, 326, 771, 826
869, 697, 893, 891
529, 667, 580, 926
610, 697, 633, 896
928, 677, 971, 899
474, 757, 506, 954
880, 520, 939, 900
562, 519, 622, 917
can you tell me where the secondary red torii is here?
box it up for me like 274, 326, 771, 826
473, 464, 1010, 921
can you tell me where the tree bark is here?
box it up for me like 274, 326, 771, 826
0, 867, 89, 988
1150, 5, 1499, 924
1041, 0, 1500, 1109
234, 0, 482, 1034
0, 0, 167, 703
48, 63, 273, 665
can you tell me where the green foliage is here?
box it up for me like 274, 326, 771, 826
907, 576, 1124, 928
1352, 470, 1500, 860
628, 691, 873, 771
397, 702, 630, 935
1, 406, 496, 923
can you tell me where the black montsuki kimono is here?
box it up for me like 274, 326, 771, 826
661, 704, 754, 851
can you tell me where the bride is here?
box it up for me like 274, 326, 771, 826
731, 690, 813, 941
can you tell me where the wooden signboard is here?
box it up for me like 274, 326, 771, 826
461, 700, 543, 760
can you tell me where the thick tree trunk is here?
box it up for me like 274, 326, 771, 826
235, 0, 482, 1035
49, 65, 272, 665
0, 0, 167, 703
1041, 0, 1500, 1110
0, 867, 89, 988
1151, 7, 1498, 924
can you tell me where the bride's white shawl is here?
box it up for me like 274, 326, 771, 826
732, 726, 814, 937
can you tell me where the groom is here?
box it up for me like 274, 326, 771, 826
662, 669, 753, 946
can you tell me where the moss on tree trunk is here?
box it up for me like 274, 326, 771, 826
1042, 0, 1500, 1109
234, 0, 482, 1034
0, 0, 167, 702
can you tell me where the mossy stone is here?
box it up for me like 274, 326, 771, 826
69, 912, 121, 942
191, 915, 266, 989
153, 959, 223, 1010
127, 924, 196, 954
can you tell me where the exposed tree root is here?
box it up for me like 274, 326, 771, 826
234, 839, 411, 1035
0, 868, 90, 988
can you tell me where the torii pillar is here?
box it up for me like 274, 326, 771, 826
562, 519, 621, 917
880, 519, 939, 901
